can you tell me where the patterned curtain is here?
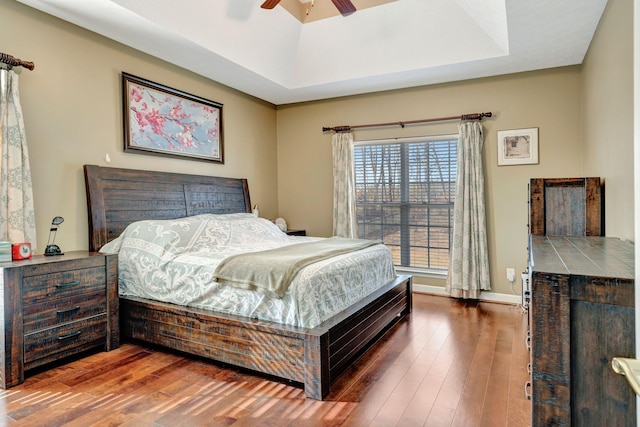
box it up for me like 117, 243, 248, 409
446, 121, 490, 298
332, 132, 357, 238
0, 66, 37, 251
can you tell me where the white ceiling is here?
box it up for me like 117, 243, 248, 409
18, 0, 609, 105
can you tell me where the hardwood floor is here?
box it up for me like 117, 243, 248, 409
2, 294, 531, 426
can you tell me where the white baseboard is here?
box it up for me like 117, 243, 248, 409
412, 283, 522, 305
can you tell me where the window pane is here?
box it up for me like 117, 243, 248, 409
428, 249, 450, 270
355, 136, 457, 271
428, 205, 453, 227
354, 144, 402, 203
382, 225, 401, 245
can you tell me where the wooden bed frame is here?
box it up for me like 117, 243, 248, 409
83, 164, 412, 400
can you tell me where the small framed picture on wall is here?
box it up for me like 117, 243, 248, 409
497, 127, 539, 166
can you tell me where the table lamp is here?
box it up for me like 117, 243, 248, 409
44, 216, 64, 256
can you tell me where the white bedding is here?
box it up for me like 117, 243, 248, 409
100, 213, 397, 328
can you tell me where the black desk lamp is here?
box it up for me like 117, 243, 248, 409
44, 216, 64, 256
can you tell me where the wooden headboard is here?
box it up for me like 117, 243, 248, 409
84, 165, 251, 252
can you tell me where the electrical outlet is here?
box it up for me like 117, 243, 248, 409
506, 268, 515, 282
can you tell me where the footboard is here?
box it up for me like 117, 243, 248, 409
303, 274, 412, 399
120, 274, 412, 400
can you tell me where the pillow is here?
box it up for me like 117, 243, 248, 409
99, 213, 289, 255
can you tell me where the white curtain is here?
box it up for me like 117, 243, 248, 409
446, 121, 490, 298
332, 132, 357, 238
0, 66, 37, 250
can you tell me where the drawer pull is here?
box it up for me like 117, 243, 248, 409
525, 381, 532, 400
56, 306, 81, 315
612, 357, 640, 396
56, 281, 81, 288
57, 331, 82, 341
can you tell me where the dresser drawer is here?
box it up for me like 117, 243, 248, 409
22, 266, 107, 304
22, 290, 106, 334
24, 315, 107, 367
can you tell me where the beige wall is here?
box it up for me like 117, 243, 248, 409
1, 0, 278, 254
276, 0, 635, 297
277, 68, 584, 295
582, 0, 634, 241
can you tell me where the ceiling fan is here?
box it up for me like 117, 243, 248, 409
261, 0, 357, 17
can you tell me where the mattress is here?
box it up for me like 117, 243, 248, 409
100, 213, 397, 328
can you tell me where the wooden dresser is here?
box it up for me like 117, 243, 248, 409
0, 251, 119, 388
530, 235, 635, 426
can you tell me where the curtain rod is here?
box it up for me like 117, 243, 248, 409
322, 111, 492, 133
0, 53, 35, 71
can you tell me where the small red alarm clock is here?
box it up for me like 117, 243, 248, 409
12, 242, 32, 260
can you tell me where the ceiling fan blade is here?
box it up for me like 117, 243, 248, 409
261, 0, 282, 9
331, 0, 356, 16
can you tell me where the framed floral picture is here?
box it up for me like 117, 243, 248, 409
497, 127, 538, 166
122, 72, 223, 163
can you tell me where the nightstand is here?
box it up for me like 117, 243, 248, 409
0, 251, 119, 388
285, 229, 306, 236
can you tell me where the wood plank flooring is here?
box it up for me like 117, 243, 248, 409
1, 294, 531, 426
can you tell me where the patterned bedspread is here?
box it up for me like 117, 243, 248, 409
100, 213, 397, 328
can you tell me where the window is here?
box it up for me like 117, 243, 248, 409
354, 135, 458, 272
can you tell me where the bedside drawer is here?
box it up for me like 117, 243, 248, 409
22, 290, 106, 334
22, 266, 107, 304
24, 314, 107, 367
0, 251, 119, 389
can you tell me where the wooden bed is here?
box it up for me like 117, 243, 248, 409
83, 164, 412, 400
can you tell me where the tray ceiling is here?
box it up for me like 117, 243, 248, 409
18, 0, 609, 105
